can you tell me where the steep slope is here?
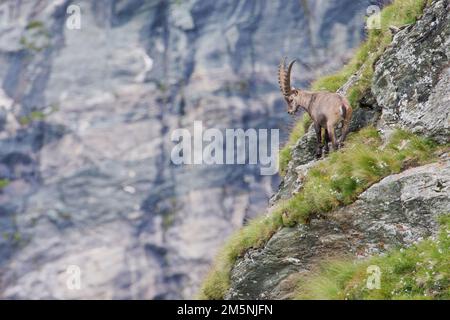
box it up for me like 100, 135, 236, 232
0, 0, 379, 299
227, 154, 449, 299
200, 0, 449, 300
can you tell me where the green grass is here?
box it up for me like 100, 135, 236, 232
278, 0, 429, 174
199, 128, 444, 299
2, 231, 23, 245
0, 179, 10, 190
162, 212, 176, 231
295, 214, 450, 300
25, 20, 45, 30
19, 111, 46, 126
20, 20, 50, 52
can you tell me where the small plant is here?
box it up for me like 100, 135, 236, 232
162, 212, 176, 231
0, 179, 10, 190
25, 20, 45, 30
12, 232, 22, 244
2, 231, 24, 246
20, 20, 51, 52
19, 111, 46, 126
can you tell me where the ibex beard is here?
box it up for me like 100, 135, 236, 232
170, 121, 279, 176
278, 57, 353, 158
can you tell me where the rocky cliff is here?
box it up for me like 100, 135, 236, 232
201, 0, 449, 300
0, 0, 380, 299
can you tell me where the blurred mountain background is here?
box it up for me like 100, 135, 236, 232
0, 0, 386, 299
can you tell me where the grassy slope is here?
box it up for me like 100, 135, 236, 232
199, 0, 435, 300
200, 128, 444, 299
278, 0, 430, 176
295, 215, 450, 300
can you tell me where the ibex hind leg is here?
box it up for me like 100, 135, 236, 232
323, 129, 330, 155
314, 124, 323, 159
339, 119, 350, 148
338, 120, 346, 148
327, 124, 339, 151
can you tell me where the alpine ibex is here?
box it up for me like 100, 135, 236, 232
278, 58, 353, 158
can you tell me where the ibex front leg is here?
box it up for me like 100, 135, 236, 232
314, 123, 323, 158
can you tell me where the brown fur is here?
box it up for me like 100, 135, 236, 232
288, 90, 353, 156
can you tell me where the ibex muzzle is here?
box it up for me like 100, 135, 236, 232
278, 57, 353, 158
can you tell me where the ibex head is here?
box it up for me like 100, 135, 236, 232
278, 57, 298, 115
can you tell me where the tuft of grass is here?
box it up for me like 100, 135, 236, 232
295, 214, 450, 300
19, 111, 46, 126
279, 0, 428, 175
0, 179, 10, 190
25, 20, 45, 30
12, 232, 22, 244
162, 212, 176, 231
279, 114, 311, 176
199, 128, 444, 299
296, 260, 361, 300
20, 20, 50, 52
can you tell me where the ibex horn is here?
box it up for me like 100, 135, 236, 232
278, 57, 296, 102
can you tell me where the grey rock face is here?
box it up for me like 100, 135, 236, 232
270, 126, 317, 203
0, 0, 376, 299
373, 0, 450, 144
227, 155, 450, 299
